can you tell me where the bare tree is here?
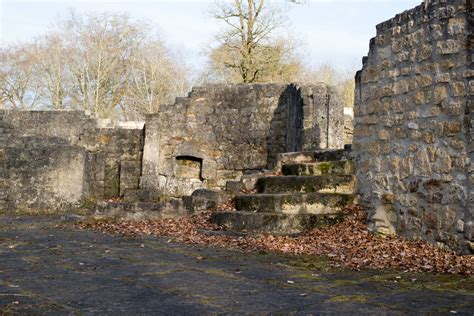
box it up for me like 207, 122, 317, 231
207, 0, 302, 83
124, 41, 189, 120
33, 35, 71, 109
0, 11, 189, 118
204, 37, 302, 83
0, 45, 41, 109
61, 12, 145, 117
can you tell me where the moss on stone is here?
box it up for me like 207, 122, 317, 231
317, 162, 335, 175
360, 272, 474, 296
286, 254, 333, 272
328, 295, 368, 303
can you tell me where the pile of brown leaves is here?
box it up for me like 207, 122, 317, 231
213, 200, 236, 212
77, 206, 473, 275
240, 189, 257, 194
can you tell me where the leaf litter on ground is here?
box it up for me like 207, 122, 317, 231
76, 205, 473, 275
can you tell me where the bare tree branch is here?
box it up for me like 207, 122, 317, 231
205, 0, 302, 83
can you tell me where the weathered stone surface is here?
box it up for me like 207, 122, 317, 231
123, 189, 156, 203
140, 84, 345, 197
257, 175, 355, 194
354, 0, 472, 254
210, 211, 344, 234
225, 181, 246, 193
240, 170, 276, 191
234, 192, 354, 214
275, 147, 353, 170
2, 143, 86, 211
183, 189, 234, 213
282, 160, 354, 176
344, 113, 353, 145
0, 110, 144, 212
1, 84, 346, 215
210, 148, 356, 233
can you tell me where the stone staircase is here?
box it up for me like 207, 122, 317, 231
210, 146, 355, 234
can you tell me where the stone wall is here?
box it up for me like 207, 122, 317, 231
0, 110, 144, 211
140, 83, 344, 197
0, 83, 345, 210
354, 0, 472, 253
467, 0, 474, 254
344, 108, 354, 145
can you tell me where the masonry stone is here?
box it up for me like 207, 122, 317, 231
140, 83, 344, 197
0, 83, 345, 213
2, 0, 471, 257
0, 110, 145, 211
354, 0, 473, 254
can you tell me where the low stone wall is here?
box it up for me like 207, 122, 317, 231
140, 83, 344, 197
0, 110, 144, 211
2, 141, 87, 211
353, 0, 472, 253
79, 127, 144, 199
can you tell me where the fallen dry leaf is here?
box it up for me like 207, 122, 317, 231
77, 205, 474, 275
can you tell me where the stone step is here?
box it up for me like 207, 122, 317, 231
276, 147, 352, 167
95, 199, 188, 220
183, 189, 234, 213
235, 192, 354, 214
240, 170, 276, 190
224, 170, 277, 193
281, 160, 355, 176
225, 181, 245, 193
256, 175, 355, 194
210, 211, 344, 234
122, 189, 158, 202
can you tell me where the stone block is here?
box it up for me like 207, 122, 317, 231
120, 160, 141, 196
225, 181, 245, 193
436, 39, 461, 54
416, 75, 433, 88
210, 211, 343, 234
104, 161, 121, 198
465, 222, 474, 241
451, 81, 466, 97
256, 175, 355, 194
433, 85, 449, 103
184, 189, 233, 213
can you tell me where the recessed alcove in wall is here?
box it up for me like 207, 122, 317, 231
175, 156, 203, 181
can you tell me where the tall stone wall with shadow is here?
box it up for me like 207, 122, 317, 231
140, 83, 344, 197
353, 0, 473, 253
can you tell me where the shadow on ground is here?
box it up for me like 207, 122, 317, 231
0, 215, 473, 315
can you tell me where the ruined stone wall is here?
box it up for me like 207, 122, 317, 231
0, 83, 344, 209
354, 0, 472, 253
0, 110, 144, 211
141, 83, 344, 197
289, 85, 344, 152
79, 127, 144, 199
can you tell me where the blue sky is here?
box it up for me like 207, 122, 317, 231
1, 0, 421, 73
